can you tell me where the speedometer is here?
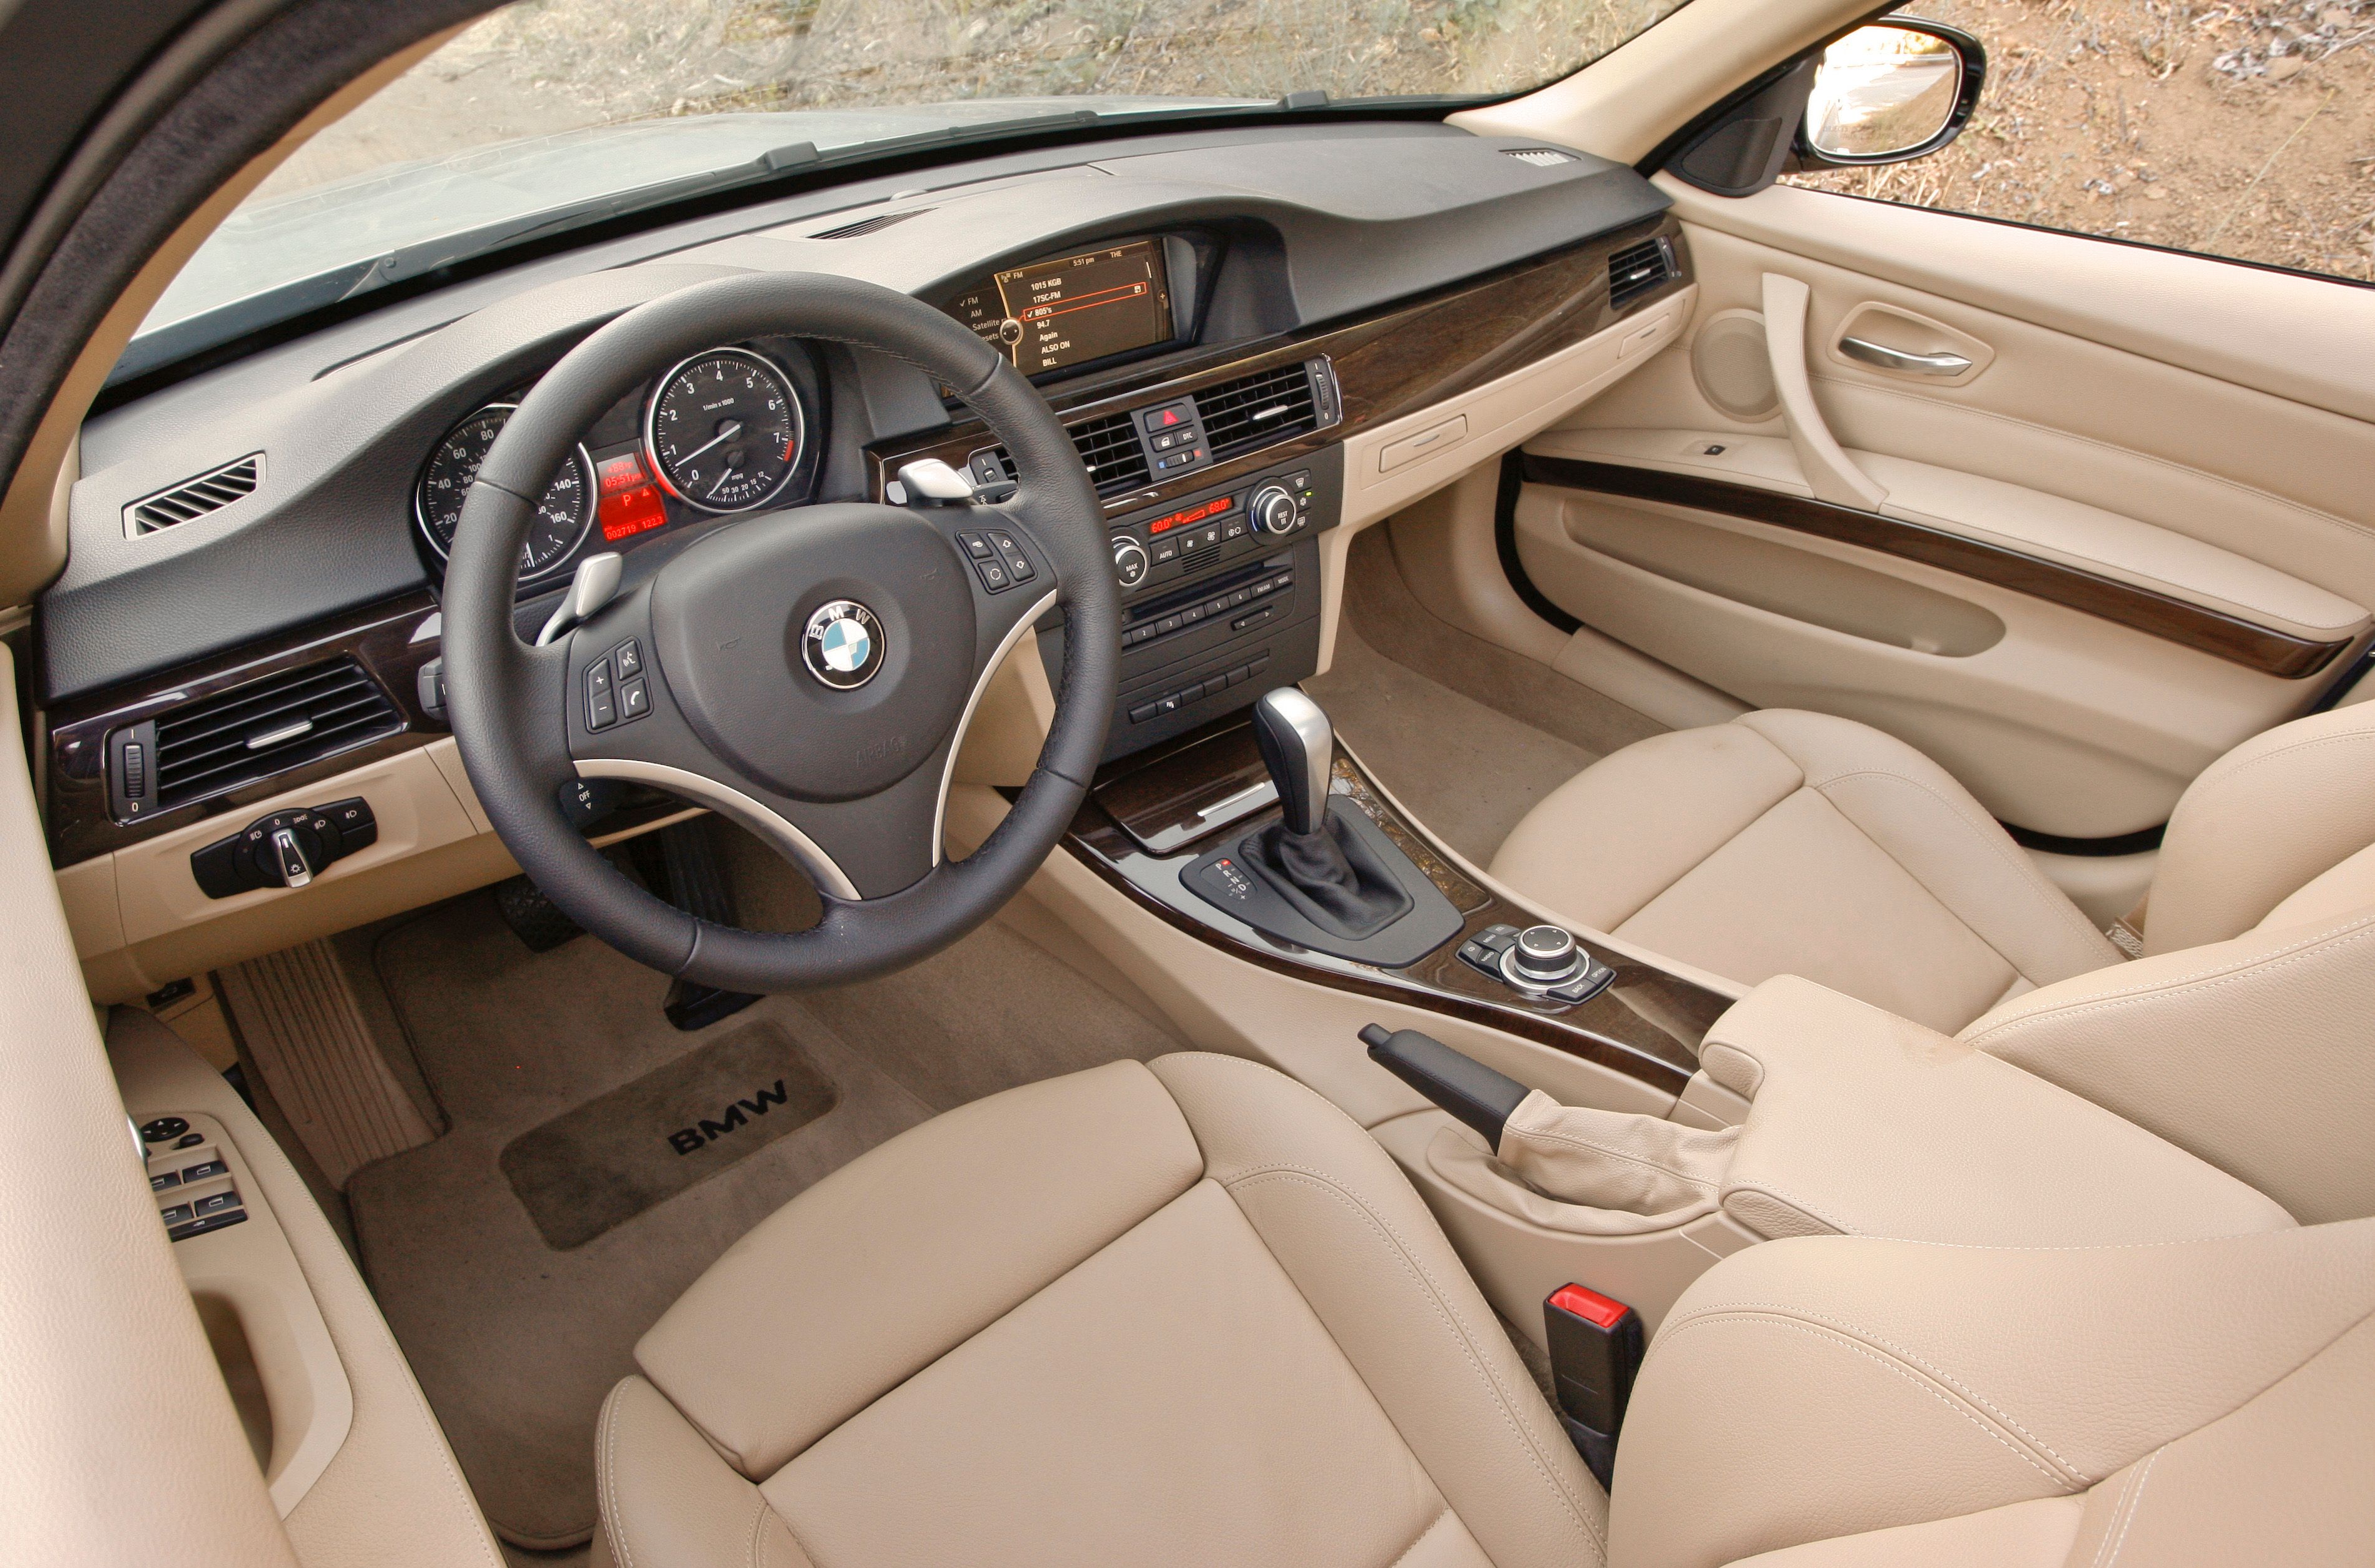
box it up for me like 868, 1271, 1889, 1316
415, 404, 594, 583
645, 348, 804, 512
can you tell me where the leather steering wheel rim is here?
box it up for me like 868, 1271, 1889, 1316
442, 272, 1118, 991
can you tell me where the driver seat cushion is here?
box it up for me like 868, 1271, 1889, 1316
1489, 709, 2121, 1034
598, 1053, 1605, 1568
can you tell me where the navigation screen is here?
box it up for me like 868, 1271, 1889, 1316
947, 240, 1173, 375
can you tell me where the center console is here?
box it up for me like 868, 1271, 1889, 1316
1019, 372, 1345, 761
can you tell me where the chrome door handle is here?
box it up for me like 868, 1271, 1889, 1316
1839, 336, 1973, 376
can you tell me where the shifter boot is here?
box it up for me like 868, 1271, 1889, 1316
1244, 800, 1415, 939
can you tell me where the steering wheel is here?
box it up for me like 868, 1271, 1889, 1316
441, 273, 1119, 991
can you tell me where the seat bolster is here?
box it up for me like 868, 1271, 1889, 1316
1609, 1221, 2375, 1568
1735, 710, 2119, 988
1145, 1052, 1608, 1568
1489, 722, 1802, 931
1960, 909, 2375, 1223
2146, 703, 2375, 956
598, 1377, 811, 1568
635, 1060, 1202, 1479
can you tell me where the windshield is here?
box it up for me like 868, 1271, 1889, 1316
118, 0, 1690, 384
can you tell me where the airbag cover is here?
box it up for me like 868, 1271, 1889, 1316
650, 504, 975, 802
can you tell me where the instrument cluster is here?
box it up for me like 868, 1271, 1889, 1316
412, 337, 822, 592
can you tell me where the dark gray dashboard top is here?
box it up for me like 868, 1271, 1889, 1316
48, 121, 1663, 703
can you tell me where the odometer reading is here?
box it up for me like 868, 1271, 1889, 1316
415, 404, 593, 582
645, 349, 803, 512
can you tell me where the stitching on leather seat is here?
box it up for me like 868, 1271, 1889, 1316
1963, 915, 2375, 1050
2095, 1450, 2162, 1568
1800, 766, 2115, 967
598, 1384, 636, 1568
1223, 1163, 1610, 1560
1384, 1507, 1457, 1568
1649, 1311, 2073, 1489
1668, 1298, 2090, 1480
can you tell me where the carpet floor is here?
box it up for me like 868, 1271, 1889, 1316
350, 888, 1180, 1549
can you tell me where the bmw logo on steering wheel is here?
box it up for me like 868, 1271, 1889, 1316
801, 599, 884, 690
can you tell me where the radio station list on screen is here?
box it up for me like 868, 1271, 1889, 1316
947, 241, 1173, 375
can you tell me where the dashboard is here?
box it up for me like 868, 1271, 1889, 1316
41, 120, 1690, 918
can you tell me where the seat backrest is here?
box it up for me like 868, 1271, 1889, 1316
2145, 700, 2375, 956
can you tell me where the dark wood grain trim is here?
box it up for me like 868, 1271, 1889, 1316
1521, 454, 2352, 680
870, 215, 1692, 514
44, 593, 445, 868
1068, 713, 1727, 1095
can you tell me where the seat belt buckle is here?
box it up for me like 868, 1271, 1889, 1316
1543, 1283, 1643, 1489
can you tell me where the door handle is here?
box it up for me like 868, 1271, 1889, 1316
1839, 337, 1973, 377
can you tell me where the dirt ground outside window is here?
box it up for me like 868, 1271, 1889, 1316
1786, 0, 2375, 284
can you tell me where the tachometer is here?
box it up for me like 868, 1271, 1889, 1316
645, 348, 804, 512
415, 404, 594, 582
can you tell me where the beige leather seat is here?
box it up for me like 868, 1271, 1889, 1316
597, 1051, 2372, 1567
1491, 703, 2375, 1034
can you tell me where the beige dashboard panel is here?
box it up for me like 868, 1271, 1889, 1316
1314, 284, 1696, 675
64, 741, 519, 1004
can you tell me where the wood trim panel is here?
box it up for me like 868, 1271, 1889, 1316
1069, 714, 1724, 1095
871, 215, 1691, 512
1519, 454, 2351, 680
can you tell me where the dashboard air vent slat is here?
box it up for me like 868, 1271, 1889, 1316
1503, 147, 1578, 167
808, 208, 932, 240
976, 410, 1152, 496
1068, 411, 1152, 492
150, 658, 402, 809
125, 454, 263, 537
1195, 362, 1319, 458
1608, 238, 1678, 311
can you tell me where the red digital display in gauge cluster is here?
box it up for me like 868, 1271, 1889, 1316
596, 452, 668, 541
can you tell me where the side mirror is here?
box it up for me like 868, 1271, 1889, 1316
1799, 19, 1985, 166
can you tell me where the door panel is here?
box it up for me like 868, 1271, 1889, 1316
1511, 181, 2375, 837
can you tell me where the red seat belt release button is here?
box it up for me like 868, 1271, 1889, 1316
1544, 1283, 1644, 1489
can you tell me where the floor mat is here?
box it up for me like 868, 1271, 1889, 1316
351, 894, 939, 1548
350, 886, 1183, 1549
499, 1021, 836, 1250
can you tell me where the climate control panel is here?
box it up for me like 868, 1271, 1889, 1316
1105, 466, 1316, 593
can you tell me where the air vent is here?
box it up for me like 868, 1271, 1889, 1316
808, 208, 931, 239
1503, 147, 1578, 168
1608, 238, 1678, 310
149, 658, 402, 810
975, 410, 1152, 496
1196, 362, 1320, 459
124, 454, 262, 537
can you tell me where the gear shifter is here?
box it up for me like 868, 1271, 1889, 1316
1243, 688, 1413, 940
1251, 688, 1333, 835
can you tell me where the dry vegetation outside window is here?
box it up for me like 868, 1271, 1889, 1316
1787, 0, 2375, 283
